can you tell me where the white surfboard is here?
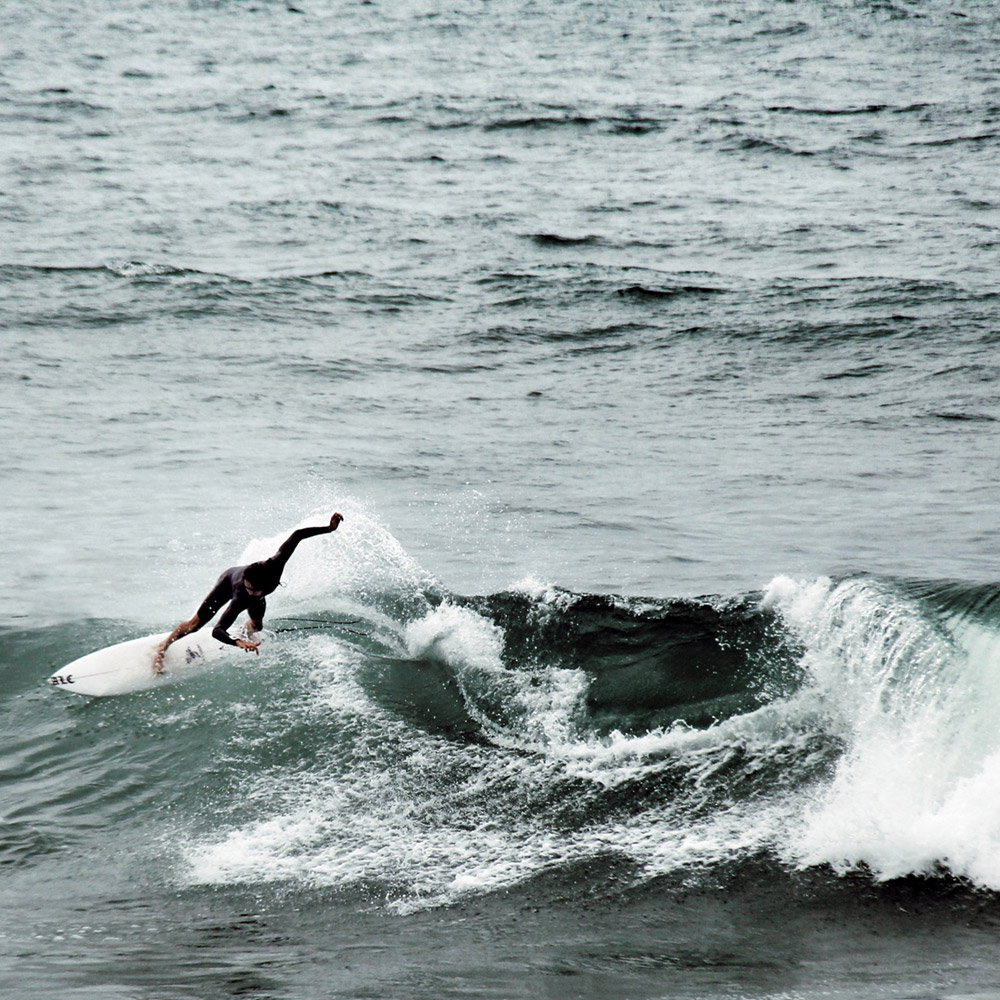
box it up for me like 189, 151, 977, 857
47, 630, 266, 697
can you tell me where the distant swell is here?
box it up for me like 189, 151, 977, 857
528, 233, 604, 247
616, 284, 724, 300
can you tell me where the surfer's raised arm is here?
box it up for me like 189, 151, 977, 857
152, 513, 344, 675
271, 513, 344, 566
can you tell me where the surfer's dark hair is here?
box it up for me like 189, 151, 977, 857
243, 562, 277, 589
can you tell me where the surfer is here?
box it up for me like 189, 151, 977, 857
152, 513, 344, 674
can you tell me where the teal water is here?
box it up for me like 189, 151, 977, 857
4, 0, 1000, 996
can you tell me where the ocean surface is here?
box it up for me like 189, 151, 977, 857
3, 0, 1000, 997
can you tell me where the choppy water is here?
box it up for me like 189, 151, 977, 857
3, 0, 1000, 997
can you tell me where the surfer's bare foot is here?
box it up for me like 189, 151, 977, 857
152, 648, 166, 675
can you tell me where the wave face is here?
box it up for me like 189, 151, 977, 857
178, 589, 823, 912
55, 526, 980, 911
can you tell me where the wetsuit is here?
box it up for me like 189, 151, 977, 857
197, 566, 265, 646
194, 524, 333, 645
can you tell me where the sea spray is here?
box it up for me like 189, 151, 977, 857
239, 506, 437, 617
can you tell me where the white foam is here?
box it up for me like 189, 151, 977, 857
404, 602, 505, 674
400, 602, 591, 750
766, 574, 1000, 887
185, 738, 799, 913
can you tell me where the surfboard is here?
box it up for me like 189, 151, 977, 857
47, 630, 266, 697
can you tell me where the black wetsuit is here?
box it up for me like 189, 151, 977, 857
196, 566, 265, 646
194, 525, 332, 645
